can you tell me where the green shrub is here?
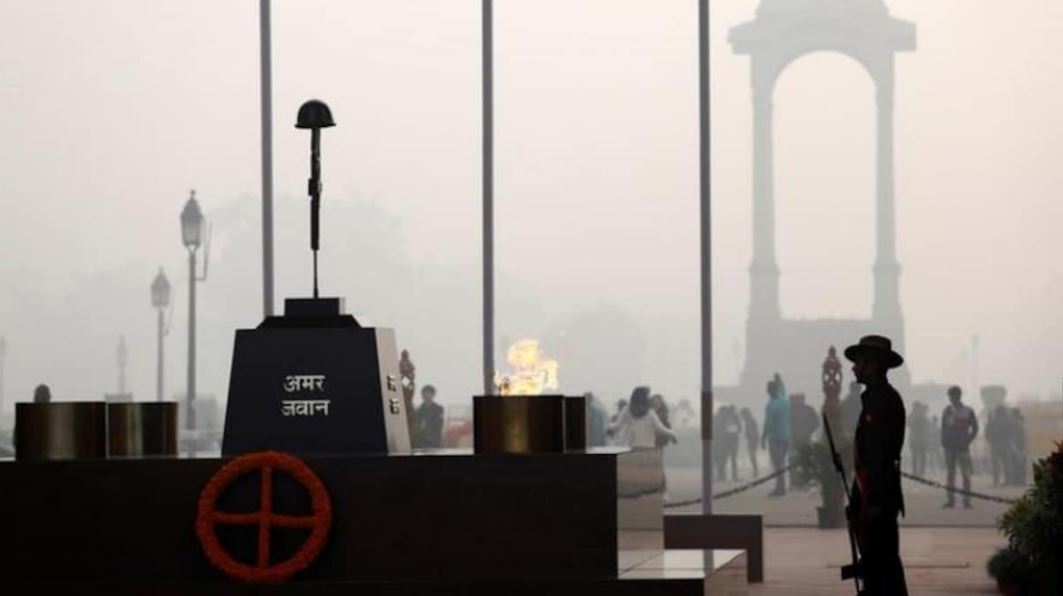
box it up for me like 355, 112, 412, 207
995, 441, 1063, 594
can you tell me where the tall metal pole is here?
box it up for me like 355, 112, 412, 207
156, 308, 165, 402
0, 336, 6, 418
260, 0, 275, 317
481, 0, 495, 395
187, 251, 197, 431
698, 0, 714, 514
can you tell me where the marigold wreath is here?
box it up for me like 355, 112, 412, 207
196, 451, 332, 582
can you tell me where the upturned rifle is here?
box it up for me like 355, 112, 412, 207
822, 412, 865, 595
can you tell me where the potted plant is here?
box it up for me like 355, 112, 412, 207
795, 435, 851, 528
994, 441, 1063, 594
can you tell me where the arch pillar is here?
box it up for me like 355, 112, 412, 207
748, 65, 781, 322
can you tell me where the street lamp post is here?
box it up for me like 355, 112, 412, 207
180, 191, 209, 432
151, 268, 171, 402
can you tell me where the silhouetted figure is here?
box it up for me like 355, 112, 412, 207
928, 415, 943, 473
844, 335, 908, 596
906, 402, 930, 477
713, 405, 742, 482
840, 381, 862, 438
761, 374, 790, 497
606, 399, 627, 444
1006, 407, 1027, 485
33, 384, 51, 404
585, 392, 608, 447
650, 394, 672, 448
413, 385, 444, 449
740, 407, 760, 477
608, 387, 676, 449
985, 403, 1010, 486
941, 385, 978, 508
789, 393, 819, 488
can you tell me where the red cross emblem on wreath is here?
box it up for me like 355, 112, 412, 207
196, 451, 332, 582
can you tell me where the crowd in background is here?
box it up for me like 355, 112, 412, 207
405, 378, 1030, 499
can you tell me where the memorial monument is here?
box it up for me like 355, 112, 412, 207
221, 100, 411, 456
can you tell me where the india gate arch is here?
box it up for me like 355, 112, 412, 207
728, 1, 916, 401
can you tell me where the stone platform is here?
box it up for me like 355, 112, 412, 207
0, 448, 747, 594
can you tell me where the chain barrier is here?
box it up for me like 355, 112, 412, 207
900, 470, 1018, 505
663, 463, 799, 509
662, 465, 1018, 508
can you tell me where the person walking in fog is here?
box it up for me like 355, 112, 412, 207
907, 402, 930, 477
985, 403, 1010, 486
740, 407, 760, 477
713, 405, 742, 482
761, 373, 790, 497
941, 385, 979, 508
413, 385, 444, 449
845, 335, 909, 596
608, 387, 677, 449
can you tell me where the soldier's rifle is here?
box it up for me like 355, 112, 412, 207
822, 412, 865, 595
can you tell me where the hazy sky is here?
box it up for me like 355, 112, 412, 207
2, 0, 1063, 412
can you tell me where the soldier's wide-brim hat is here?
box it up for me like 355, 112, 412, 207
843, 335, 904, 369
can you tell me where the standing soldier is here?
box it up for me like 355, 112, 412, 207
941, 385, 979, 508
844, 335, 908, 595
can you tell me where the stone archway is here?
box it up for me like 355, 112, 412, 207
729, 1, 916, 395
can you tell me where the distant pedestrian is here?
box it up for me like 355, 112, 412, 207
585, 392, 608, 447
608, 387, 676, 449
941, 386, 979, 508
713, 405, 742, 482
985, 403, 1010, 486
413, 385, 444, 449
1006, 407, 1027, 485
761, 373, 790, 497
928, 415, 943, 472
740, 407, 760, 477
650, 394, 673, 448
789, 393, 819, 489
907, 402, 930, 477
674, 398, 696, 429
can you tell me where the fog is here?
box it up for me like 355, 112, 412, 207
2, 0, 1063, 419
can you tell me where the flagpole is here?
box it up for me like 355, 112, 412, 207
698, 0, 714, 514
482, 0, 495, 395
260, 0, 275, 317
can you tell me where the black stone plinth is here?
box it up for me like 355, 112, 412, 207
0, 448, 664, 586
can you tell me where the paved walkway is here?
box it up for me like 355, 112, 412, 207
749, 527, 1001, 595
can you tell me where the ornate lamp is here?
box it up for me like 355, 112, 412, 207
180, 191, 204, 250
151, 268, 171, 309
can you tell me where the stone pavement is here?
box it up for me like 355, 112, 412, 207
748, 527, 1000, 595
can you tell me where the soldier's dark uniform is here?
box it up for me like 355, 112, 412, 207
852, 380, 909, 595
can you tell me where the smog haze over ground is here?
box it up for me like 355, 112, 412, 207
2, 0, 1062, 416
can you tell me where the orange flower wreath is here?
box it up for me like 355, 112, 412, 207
195, 451, 332, 582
